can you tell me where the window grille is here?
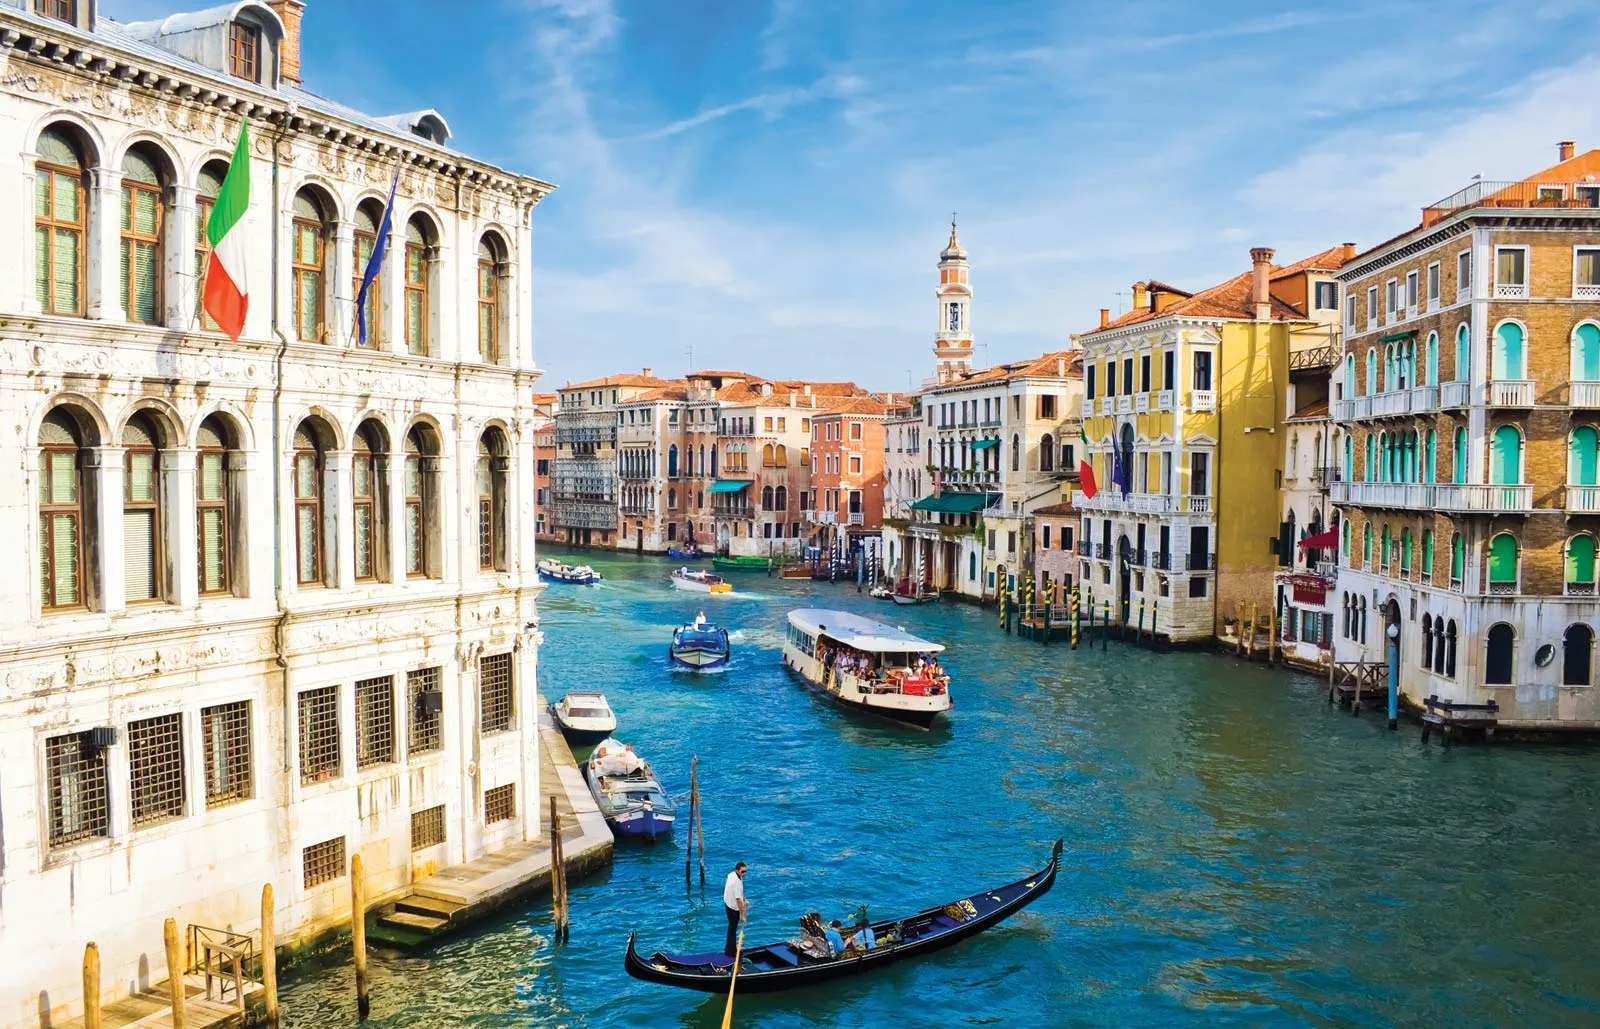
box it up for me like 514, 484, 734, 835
408, 666, 443, 754
480, 653, 514, 733
47, 731, 109, 846
128, 713, 185, 827
298, 685, 341, 784
411, 804, 446, 851
303, 836, 345, 888
484, 783, 515, 824
355, 675, 394, 769
202, 700, 252, 807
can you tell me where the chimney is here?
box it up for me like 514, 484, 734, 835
266, 0, 306, 86
1559, 140, 1576, 162
1056, 357, 1066, 377
1099, 307, 1110, 328
1250, 247, 1275, 321
641, 367, 652, 377
1341, 242, 1357, 264
1131, 282, 1147, 312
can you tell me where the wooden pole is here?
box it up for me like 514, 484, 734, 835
719, 924, 747, 1029
82, 942, 102, 1029
685, 758, 697, 887
550, 794, 567, 942
261, 883, 280, 1029
1102, 600, 1110, 651
164, 918, 187, 1029
1269, 604, 1279, 664
351, 853, 369, 1019
1071, 585, 1079, 649
1247, 602, 1258, 659
696, 772, 707, 886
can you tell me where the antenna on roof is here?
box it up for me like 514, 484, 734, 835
685, 342, 694, 374
1114, 289, 1128, 315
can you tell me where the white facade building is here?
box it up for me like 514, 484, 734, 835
0, 3, 551, 1026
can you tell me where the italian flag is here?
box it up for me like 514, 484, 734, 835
1078, 427, 1097, 498
202, 122, 251, 340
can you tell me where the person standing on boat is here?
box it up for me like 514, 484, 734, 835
724, 861, 749, 956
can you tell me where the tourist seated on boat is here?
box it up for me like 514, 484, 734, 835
824, 920, 847, 957
846, 921, 876, 952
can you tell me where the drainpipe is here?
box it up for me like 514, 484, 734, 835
271, 114, 293, 775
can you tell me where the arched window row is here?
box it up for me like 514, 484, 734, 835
1419, 613, 1458, 678
31, 123, 516, 362
32, 399, 495, 614
1340, 592, 1369, 644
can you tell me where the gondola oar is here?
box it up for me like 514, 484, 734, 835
720, 923, 746, 1028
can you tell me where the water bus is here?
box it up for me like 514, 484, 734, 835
781, 608, 952, 729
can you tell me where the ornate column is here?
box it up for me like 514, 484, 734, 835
166, 448, 199, 609
88, 167, 124, 322
328, 449, 354, 590
331, 219, 355, 349
167, 184, 198, 330
86, 447, 126, 615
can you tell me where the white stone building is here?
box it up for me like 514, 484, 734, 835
0, 3, 551, 1026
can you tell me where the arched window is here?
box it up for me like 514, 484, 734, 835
1366, 434, 1376, 482
775, 445, 788, 467
762, 444, 775, 466
1491, 424, 1522, 484
1574, 323, 1600, 383
1359, 595, 1368, 643
1492, 322, 1525, 380
1343, 354, 1355, 398
1454, 323, 1470, 381
1422, 529, 1434, 582
711, 445, 719, 477
761, 485, 774, 510
667, 444, 679, 479
1362, 523, 1372, 566
1401, 528, 1413, 576
477, 235, 505, 363
1564, 624, 1594, 687
667, 487, 677, 509
351, 199, 381, 347
1485, 623, 1515, 685
1450, 532, 1464, 587
1040, 433, 1055, 472
775, 486, 787, 511
1381, 524, 1392, 570
1453, 426, 1467, 484
1571, 426, 1599, 487
1488, 532, 1519, 593
1445, 620, 1457, 677
969, 552, 977, 581
120, 146, 167, 325
293, 421, 329, 585
39, 408, 89, 609
1425, 430, 1437, 483
1342, 520, 1352, 565
197, 414, 240, 596
1343, 434, 1353, 481
291, 190, 328, 342
699, 444, 707, 474
1365, 348, 1377, 396
35, 127, 89, 316
194, 160, 228, 329
478, 429, 508, 571
352, 421, 388, 582
1011, 434, 1020, 472
404, 215, 436, 356
1425, 332, 1438, 387
1567, 534, 1597, 594
1420, 614, 1433, 670
122, 413, 164, 602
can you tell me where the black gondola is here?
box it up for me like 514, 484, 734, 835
623, 839, 1062, 994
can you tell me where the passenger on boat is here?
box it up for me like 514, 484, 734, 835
824, 920, 847, 958
694, 610, 707, 628
850, 921, 877, 952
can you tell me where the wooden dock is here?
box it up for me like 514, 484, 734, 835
52, 973, 261, 1029
1327, 661, 1389, 714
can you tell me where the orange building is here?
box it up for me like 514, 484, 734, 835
808, 398, 889, 551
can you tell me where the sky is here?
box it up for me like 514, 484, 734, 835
104, 0, 1600, 391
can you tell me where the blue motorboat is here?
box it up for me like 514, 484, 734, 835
666, 544, 705, 560
539, 558, 603, 584
585, 739, 675, 841
669, 613, 731, 672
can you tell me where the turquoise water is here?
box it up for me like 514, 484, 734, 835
282, 549, 1600, 1028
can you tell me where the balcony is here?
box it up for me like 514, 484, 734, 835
1186, 552, 1216, 571
1568, 485, 1600, 513
1311, 466, 1339, 488
1433, 483, 1533, 512
713, 505, 755, 519
1440, 380, 1471, 408
813, 511, 837, 525
1494, 282, 1528, 299
1135, 394, 1150, 413
1095, 543, 1111, 559
1077, 540, 1092, 557
1290, 345, 1338, 371
1331, 481, 1432, 509
1487, 380, 1534, 406
619, 503, 654, 516
1151, 551, 1171, 570
1186, 495, 1212, 514
1572, 380, 1600, 408
1410, 384, 1439, 413
1577, 283, 1600, 300
1423, 177, 1600, 218
1130, 548, 1148, 566
847, 511, 865, 526
1157, 390, 1174, 411
1189, 390, 1216, 413
980, 417, 1002, 427
1370, 390, 1412, 417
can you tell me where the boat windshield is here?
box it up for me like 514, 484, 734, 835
565, 707, 609, 719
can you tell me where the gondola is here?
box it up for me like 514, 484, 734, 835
623, 839, 1061, 994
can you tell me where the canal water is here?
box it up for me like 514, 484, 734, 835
282, 550, 1600, 1028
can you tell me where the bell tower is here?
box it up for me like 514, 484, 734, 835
934, 219, 973, 383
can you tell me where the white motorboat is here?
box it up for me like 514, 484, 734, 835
550, 691, 617, 745
671, 567, 731, 594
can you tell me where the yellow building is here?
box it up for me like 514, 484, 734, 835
1072, 246, 1347, 642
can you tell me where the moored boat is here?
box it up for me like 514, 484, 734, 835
781, 609, 953, 729
538, 558, 603, 584
549, 691, 617, 746
669, 614, 731, 672
712, 554, 770, 571
624, 839, 1062, 993
667, 544, 705, 560
672, 567, 732, 594
585, 738, 675, 840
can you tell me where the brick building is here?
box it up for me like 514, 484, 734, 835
808, 398, 889, 551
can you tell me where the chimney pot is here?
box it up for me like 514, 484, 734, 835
642, 367, 651, 377
1341, 242, 1357, 263
1250, 247, 1275, 321
1099, 307, 1110, 328
266, 0, 306, 86
1559, 140, 1576, 162
1131, 282, 1148, 312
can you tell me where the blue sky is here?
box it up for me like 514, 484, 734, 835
106, 0, 1600, 390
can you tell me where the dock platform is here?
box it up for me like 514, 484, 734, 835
52, 973, 262, 1029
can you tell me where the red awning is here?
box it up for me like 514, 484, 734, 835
1297, 528, 1339, 550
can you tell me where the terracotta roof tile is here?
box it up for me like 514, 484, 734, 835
562, 373, 678, 390
1031, 502, 1077, 516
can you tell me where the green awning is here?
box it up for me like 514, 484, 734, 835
970, 438, 999, 451
1378, 329, 1418, 343
709, 480, 751, 493
910, 492, 997, 513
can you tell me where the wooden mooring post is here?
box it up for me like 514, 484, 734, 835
262, 882, 280, 1029
685, 757, 700, 887
351, 852, 369, 1018
1268, 605, 1279, 664
550, 795, 570, 942
1102, 600, 1110, 651
82, 942, 102, 1029
164, 918, 187, 1029
1070, 586, 1080, 649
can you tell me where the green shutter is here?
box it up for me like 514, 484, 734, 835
1568, 535, 1597, 585
1488, 534, 1518, 583
1572, 427, 1599, 486
1576, 324, 1600, 381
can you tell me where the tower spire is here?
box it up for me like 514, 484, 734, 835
933, 219, 972, 383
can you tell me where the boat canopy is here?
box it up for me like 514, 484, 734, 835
787, 608, 945, 654
909, 492, 997, 513
709, 480, 751, 493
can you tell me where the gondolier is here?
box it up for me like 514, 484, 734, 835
723, 861, 749, 957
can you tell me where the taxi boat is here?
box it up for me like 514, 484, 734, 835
780, 608, 952, 729
672, 567, 732, 594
